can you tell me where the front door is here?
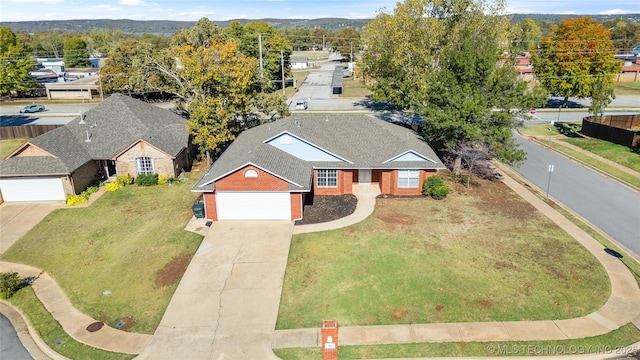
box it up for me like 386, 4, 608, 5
359, 169, 371, 184
106, 160, 117, 177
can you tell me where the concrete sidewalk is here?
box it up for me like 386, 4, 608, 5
0, 261, 151, 354
293, 184, 380, 234
272, 173, 640, 349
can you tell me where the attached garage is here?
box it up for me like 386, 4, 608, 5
216, 192, 291, 220
0, 177, 66, 202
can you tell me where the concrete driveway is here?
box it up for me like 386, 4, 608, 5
137, 221, 294, 360
0, 202, 64, 254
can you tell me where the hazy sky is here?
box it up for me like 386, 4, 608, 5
1, 0, 639, 22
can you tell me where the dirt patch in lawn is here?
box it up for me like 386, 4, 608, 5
295, 195, 357, 225
468, 180, 535, 220
155, 254, 192, 288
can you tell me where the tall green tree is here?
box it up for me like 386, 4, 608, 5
332, 27, 360, 61
363, 0, 546, 166
225, 21, 292, 87
531, 16, 621, 114
63, 37, 90, 67
125, 20, 288, 160
512, 18, 541, 54
0, 26, 37, 96
101, 39, 154, 94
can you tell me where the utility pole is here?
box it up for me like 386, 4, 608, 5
258, 33, 263, 75
281, 49, 285, 95
350, 41, 353, 62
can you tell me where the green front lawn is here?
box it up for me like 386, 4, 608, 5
563, 137, 640, 173
1, 175, 204, 334
0, 138, 27, 159
614, 82, 640, 96
277, 178, 610, 330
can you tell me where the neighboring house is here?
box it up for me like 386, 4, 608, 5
290, 57, 309, 69
0, 94, 194, 202
191, 114, 445, 221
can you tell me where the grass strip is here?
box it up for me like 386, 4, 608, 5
7, 287, 134, 360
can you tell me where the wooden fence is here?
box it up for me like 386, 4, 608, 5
582, 115, 640, 148
0, 125, 61, 140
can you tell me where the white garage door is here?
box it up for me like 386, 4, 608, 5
0, 177, 66, 202
216, 192, 291, 220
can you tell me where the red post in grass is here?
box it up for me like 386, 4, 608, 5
321, 320, 338, 360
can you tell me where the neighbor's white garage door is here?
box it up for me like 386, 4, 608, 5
216, 192, 291, 220
0, 177, 66, 202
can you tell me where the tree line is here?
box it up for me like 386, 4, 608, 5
0, 3, 633, 173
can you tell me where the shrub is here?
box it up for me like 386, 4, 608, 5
136, 173, 158, 186
158, 174, 169, 186
422, 175, 449, 200
431, 184, 450, 200
115, 173, 133, 187
85, 185, 99, 195
0, 272, 27, 299
66, 194, 89, 206
105, 182, 123, 192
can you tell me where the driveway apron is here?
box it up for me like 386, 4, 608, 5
137, 221, 294, 360
0, 202, 63, 254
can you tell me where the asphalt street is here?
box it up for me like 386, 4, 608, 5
512, 134, 640, 258
0, 314, 32, 360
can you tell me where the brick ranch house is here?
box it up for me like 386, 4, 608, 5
0, 94, 194, 202
192, 114, 445, 221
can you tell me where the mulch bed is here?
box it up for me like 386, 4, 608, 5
295, 194, 357, 225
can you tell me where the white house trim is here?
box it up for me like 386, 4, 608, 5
263, 131, 353, 164
382, 150, 438, 164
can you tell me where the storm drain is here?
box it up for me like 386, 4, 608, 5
86, 321, 104, 332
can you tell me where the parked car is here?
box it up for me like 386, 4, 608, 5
295, 100, 308, 110
633, 45, 640, 56
19, 104, 45, 113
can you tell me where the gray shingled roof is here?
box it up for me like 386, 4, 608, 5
1, 94, 189, 177
0, 126, 93, 176
65, 94, 189, 159
192, 114, 445, 192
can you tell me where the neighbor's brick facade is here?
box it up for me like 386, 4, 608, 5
68, 161, 100, 195
115, 141, 180, 178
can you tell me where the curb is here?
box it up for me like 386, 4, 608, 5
527, 137, 640, 193
0, 300, 70, 360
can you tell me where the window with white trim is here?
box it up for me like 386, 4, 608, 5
136, 157, 154, 174
398, 169, 419, 188
317, 169, 337, 188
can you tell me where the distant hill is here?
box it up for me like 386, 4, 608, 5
1, 15, 638, 34
0, 18, 371, 33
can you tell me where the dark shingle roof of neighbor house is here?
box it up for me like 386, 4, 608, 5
192, 114, 445, 192
0, 94, 188, 177
64, 93, 188, 159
